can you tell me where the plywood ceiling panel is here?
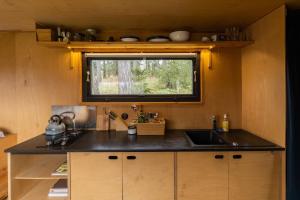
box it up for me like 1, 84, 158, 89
0, 0, 287, 31
286, 0, 300, 8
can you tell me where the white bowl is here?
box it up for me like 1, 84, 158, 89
169, 31, 190, 42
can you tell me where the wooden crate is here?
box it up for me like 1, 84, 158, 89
36, 29, 53, 41
136, 119, 165, 135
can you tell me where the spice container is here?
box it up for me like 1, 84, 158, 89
128, 125, 137, 135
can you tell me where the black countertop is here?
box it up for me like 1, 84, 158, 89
5, 129, 284, 154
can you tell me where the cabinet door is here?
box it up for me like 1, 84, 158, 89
177, 152, 229, 200
123, 152, 174, 200
70, 152, 122, 200
229, 151, 281, 200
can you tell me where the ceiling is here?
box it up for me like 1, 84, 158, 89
0, 0, 295, 32
286, 0, 300, 9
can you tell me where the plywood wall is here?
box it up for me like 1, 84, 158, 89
241, 6, 286, 147
0, 32, 242, 142
14, 33, 80, 142
0, 32, 17, 134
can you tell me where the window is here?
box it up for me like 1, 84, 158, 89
82, 53, 201, 102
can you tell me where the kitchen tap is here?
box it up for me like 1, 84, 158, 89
209, 115, 218, 141
211, 115, 217, 132
104, 108, 117, 133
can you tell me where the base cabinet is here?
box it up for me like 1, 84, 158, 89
177, 152, 229, 200
228, 151, 281, 200
70, 152, 122, 200
7, 150, 281, 200
70, 152, 174, 200
177, 151, 281, 200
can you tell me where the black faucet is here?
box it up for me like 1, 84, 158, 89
211, 115, 218, 132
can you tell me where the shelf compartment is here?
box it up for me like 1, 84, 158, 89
17, 179, 68, 200
12, 154, 67, 180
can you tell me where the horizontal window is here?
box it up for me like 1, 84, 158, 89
82, 53, 201, 102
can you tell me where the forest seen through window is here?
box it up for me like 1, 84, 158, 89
90, 58, 194, 95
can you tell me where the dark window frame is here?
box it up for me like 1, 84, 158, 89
82, 52, 201, 102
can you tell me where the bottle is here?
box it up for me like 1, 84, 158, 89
222, 114, 229, 132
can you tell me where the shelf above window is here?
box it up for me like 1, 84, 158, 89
37, 41, 254, 52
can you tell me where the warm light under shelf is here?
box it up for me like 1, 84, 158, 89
38, 41, 254, 52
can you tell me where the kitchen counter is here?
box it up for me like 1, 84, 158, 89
5, 129, 284, 154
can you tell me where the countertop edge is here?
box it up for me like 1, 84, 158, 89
5, 129, 285, 154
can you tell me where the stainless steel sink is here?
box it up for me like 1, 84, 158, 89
185, 130, 229, 146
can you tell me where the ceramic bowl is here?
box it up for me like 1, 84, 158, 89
169, 31, 190, 42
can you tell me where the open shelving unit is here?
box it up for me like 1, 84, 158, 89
14, 156, 67, 180
9, 154, 68, 200
37, 40, 254, 52
18, 180, 68, 200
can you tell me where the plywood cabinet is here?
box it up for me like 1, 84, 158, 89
7, 151, 281, 200
177, 151, 281, 200
123, 152, 174, 200
177, 152, 229, 200
69, 151, 280, 200
228, 151, 281, 200
70, 152, 174, 200
70, 152, 122, 200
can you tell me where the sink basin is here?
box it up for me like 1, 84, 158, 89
185, 131, 228, 146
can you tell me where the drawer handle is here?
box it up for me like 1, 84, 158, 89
233, 155, 242, 159
127, 156, 136, 160
108, 156, 118, 160
215, 155, 224, 159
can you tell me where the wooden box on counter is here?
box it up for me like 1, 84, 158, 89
135, 118, 166, 135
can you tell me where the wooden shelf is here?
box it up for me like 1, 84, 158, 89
14, 155, 67, 180
19, 180, 68, 200
38, 41, 254, 52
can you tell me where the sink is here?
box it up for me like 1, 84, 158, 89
185, 130, 229, 146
